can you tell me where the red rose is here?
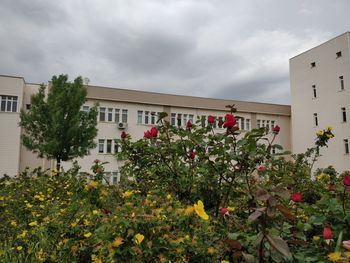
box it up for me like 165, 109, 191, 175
272, 125, 280, 134
144, 130, 151, 138
257, 164, 266, 172
329, 184, 335, 192
121, 131, 127, 139
150, 127, 158, 138
208, 115, 215, 124
223, 114, 236, 128
343, 175, 350, 186
291, 192, 302, 202
220, 207, 229, 216
189, 151, 196, 160
186, 120, 192, 130
323, 227, 332, 240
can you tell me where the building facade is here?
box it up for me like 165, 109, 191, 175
0, 75, 291, 180
290, 32, 350, 172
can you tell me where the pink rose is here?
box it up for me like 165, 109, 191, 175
149, 127, 158, 138
343, 175, 350, 186
323, 227, 332, 240
291, 192, 302, 202
257, 165, 266, 172
272, 125, 280, 134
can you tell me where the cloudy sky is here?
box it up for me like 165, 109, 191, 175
0, 0, 349, 104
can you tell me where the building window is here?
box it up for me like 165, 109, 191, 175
106, 139, 112, 153
99, 107, 106, 122
311, 62, 316, 68
108, 108, 113, 122
257, 119, 261, 128
314, 113, 318, 126
336, 51, 342, 58
177, 114, 182, 127
271, 120, 275, 129
98, 139, 105, 153
189, 114, 194, 123
0, 95, 18, 112
246, 119, 251, 131
171, 113, 176, 126
114, 109, 120, 123
262, 120, 266, 128
151, 112, 156, 124
26, 104, 31, 110
344, 139, 349, 154
114, 140, 119, 154
82, 105, 89, 112
144, 111, 149, 124
240, 118, 245, 130
266, 120, 270, 130
340, 76, 344, 90
122, 109, 128, 123
183, 114, 188, 127
312, 85, 317, 98
137, 110, 143, 124
341, 107, 347, 122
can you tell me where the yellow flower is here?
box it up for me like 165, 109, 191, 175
184, 206, 194, 215
84, 219, 90, 226
326, 133, 333, 139
92, 210, 99, 215
28, 221, 37, 227
185, 235, 190, 240
84, 232, 92, 238
227, 207, 236, 212
207, 246, 215, 255
112, 237, 124, 247
328, 252, 341, 262
87, 180, 98, 189
327, 126, 333, 131
312, 236, 320, 241
221, 260, 230, 263
16, 246, 23, 251
71, 222, 78, 227
317, 131, 324, 136
26, 203, 33, 209
43, 216, 50, 222
91, 255, 102, 263
134, 233, 145, 245
193, 200, 209, 220
17, 230, 27, 239
10, 220, 17, 227
122, 190, 134, 198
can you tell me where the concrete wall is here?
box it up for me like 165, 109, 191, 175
290, 32, 350, 172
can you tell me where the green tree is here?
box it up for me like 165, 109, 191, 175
20, 74, 98, 171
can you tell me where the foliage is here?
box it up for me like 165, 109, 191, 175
2, 106, 350, 262
19, 74, 98, 170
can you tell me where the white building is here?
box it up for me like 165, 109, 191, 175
290, 32, 350, 172
0, 75, 291, 180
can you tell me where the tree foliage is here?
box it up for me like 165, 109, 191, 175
20, 74, 98, 169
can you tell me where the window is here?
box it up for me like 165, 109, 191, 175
344, 139, 349, 154
144, 111, 149, 124
151, 112, 156, 124
137, 110, 143, 124
257, 119, 261, 128
240, 118, 245, 130
312, 85, 317, 98
112, 171, 119, 184
340, 76, 344, 90
341, 107, 347, 122
106, 139, 112, 153
245, 119, 251, 131
98, 139, 105, 153
336, 51, 342, 58
115, 109, 120, 123
189, 114, 194, 123
122, 109, 128, 123
99, 107, 106, 122
82, 105, 89, 112
183, 114, 188, 127
266, 120, 270, 130
177, 114, 182, 127
311, 62, 316, 68
262, 120, 266, 128
26, 104, 31, 110
108, 108, 113, 122
171, 113, 176, 126
271, 120, 275, 130
114, 141, 119, 154
0, 95, 18, 112
314, 113, 318, 126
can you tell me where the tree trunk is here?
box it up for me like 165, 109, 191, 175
56, 158, 61, 172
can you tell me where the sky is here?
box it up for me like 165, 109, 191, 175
0, 1, 349, 104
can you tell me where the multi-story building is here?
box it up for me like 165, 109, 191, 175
290, 32, 350, 172
0, 74, 291, 180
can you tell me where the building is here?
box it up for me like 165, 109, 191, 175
0, 74, 291, 180
290, 32, 350, 172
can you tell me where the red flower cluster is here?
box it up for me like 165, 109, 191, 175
219, 207, 229, 216
272, 125, 280, 134
343, 175, 350, 186
188, 150, 196, 160
223, 114, 236, 128
207, 115, 215, 124
121, 131, 127, 139
291, 192, 302, 202
257, 164, 266, 172
186, 120, 192, 130
323, 227, 332, 240
144, 127, 158, 138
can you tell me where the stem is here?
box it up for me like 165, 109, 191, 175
342, 187, 347, 216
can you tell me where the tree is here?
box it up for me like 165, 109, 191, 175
20, 74, 98, 171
